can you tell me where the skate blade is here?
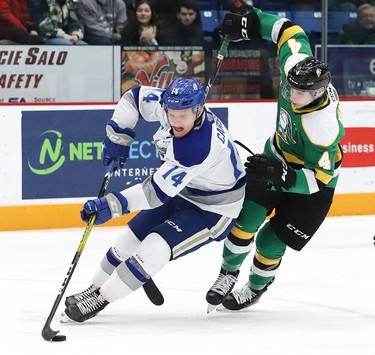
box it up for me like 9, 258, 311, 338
216, 304, 250, 312
215, 304, 234, 312
216, 304, 225, 311
206, 303, 218, 314
60, 311, 76, 324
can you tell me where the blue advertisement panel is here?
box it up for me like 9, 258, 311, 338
316, 45, 375, 97
21, 107, 228, 200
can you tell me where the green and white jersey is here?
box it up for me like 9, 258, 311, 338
253, 8, 345, 195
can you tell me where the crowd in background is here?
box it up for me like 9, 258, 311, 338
1, 0, 375, 46
0, 0, 204, 46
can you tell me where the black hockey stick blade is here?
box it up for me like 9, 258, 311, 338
41, 320, 59, 341
41, 323, 66, 342
143, 278, 164, 306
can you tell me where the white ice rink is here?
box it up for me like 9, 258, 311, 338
1, 215, 374, 355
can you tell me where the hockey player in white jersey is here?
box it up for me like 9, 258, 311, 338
62, 77, 246, 322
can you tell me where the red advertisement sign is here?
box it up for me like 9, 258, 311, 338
340, 127, 375, 167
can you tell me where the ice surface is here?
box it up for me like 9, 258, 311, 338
1, 215, 374, 354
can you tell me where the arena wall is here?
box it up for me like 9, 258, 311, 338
0, 100, 374, 231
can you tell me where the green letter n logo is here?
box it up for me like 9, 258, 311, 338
28, 130, 66, 175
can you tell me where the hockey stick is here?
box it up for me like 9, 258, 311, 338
143, 40, 232, 307
41, 160, 118, 342
205, 39, 230, 97
142, 278, 164, 306
234, 139, 255, 156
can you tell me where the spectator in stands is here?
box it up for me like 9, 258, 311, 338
77, 0, 127, 45
338, 3, 375, 44
29, 0, 87, 45
159, 0, 204, 46
0, 0, 44, 44
121, 0, 160, 45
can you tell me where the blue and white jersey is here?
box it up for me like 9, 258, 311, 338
109, 86, 246, 218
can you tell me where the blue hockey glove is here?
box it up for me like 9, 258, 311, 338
219, 11, 260, 42
102, 120, 135, 167
245, 154, 296, 190
80, 191, 129, 225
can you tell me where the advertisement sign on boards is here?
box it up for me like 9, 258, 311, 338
121, 48, 205, 93
21, 107, 228, 200
0, 46, 121, 103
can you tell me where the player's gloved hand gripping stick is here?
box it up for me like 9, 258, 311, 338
41, 160, 119, 342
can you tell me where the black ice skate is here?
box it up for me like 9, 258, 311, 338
65, 284, 96, 307
206, 267, 239, 313
221, 279, 274, 311
63, 289, 109, 323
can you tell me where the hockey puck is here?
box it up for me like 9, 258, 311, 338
52, 335, 66, 342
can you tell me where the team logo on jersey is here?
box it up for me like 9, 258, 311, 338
278, 108, 296, 145
154, 138, 170, 160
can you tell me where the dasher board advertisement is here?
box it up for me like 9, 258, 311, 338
121, 48, 205, 93
0, 46, 121, 103
21, 107, 228, 200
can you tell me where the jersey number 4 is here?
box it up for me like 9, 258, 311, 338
318, 151, 331, 170
162, 166, 187, 187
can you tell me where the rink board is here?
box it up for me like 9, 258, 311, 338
0, 101, 374, 230
1, 192, 374, 231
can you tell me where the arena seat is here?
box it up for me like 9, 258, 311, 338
268, 10, 293, 20
200, 10, 220, 33
292, 11, 323, 33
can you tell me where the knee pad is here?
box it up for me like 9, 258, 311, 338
134, 232, 171, 276
111, 225, 141, 260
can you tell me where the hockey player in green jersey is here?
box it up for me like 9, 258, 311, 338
206, 7, 345, 312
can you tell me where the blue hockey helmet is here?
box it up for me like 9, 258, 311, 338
160, 77, 205, 114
